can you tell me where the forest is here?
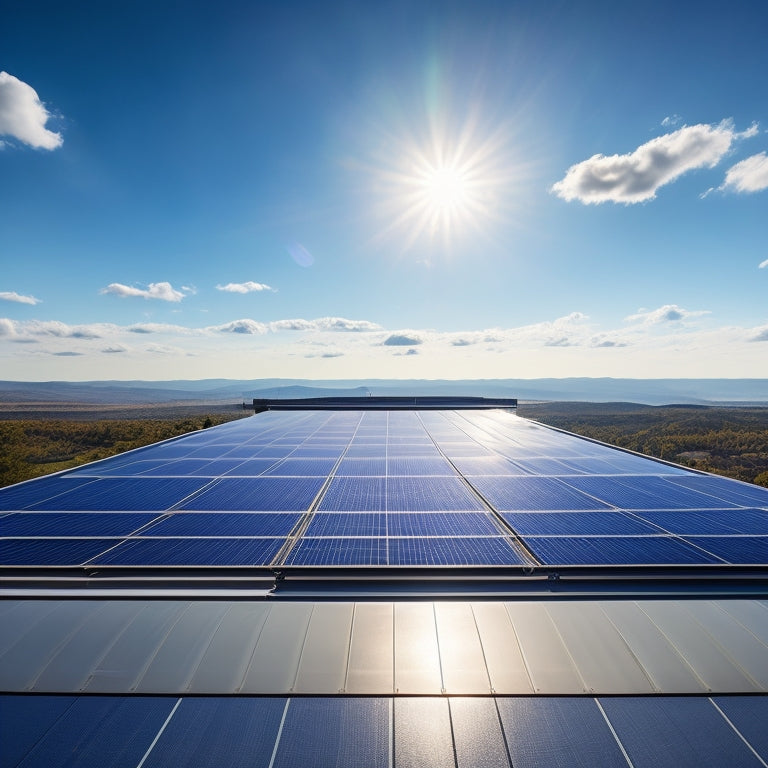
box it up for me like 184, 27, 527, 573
1, 404, 767, 489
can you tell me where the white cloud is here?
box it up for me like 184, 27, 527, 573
0, 72, 63, 150
0, 291, 41, 305
759, 259, 768, 269
0, 318, 16, 336
721, 152, 768, 193
661, 115, 681, 127
750, 327, 768, 342
213, 319, 269, 335
216, 281, 275, 294
624, 304, 709, 325
552, 121, 742, 204
101, 282, 188, 302
269, 317, 382, 333
383, 333, 422, 346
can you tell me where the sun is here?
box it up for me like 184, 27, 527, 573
367, 114, 518, 253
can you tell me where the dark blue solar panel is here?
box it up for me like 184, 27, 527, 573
386, 477, 485, 511
522, 535, 720, 565
72, 460, 172, 476
26, 478, 210, 511
264, 458, 339, 476
450, 697, 512, 768
0, 695, 77, 767
386, 457, 456, 476
712, 697, 768, 762
0, 512, 163, 537
513, 458, 579, 475
682, 536, 768, 564
93, 537, 284, 566
224, 459, 280, 476
388, 536, 526, 565
468, 476, 612, 511
305, 513, 386, 536
562, 476, 739, 510
386, 445, 440, 457
284, 537, 386, 565
387, 512, 502, 536
497, 697, 629, 768
0, 538, 116, 566
599, 696, 764, 768
142, 697, 286, 768
668, 475, 768, 508
555, 458, 623, 474
272, 697, 389, 768
501, 511, 662, 536
180, 477, 323, 511
318, 477, 386, 511
144, 512, 301, 537
635, 508, 768, 535
0, 477, 97, 511
450, 456, 525, 475
0, 695, 176, 768
335, 458, 386, 476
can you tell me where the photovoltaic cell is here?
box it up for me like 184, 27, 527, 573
497, 697, 629, 768
667, 475, 768, 508
144, 512, 302, 537
92, 537, 285, 566
264, 458, 339, 476
0, 538, 117, 566
305, 513, 386, 537
26, 478, 211, 512
388, 536, 527, 566
272, 698, 389, 768
634, 509, 768, 535
318, 477, 386, 511
0, 512, 163, 537
0, 477, 98, 511
599, 696, 765, 768
386, 477, 485, 511
467, 476, 612, 511
522, 535, 721, 565
142, 697, 287, 768
711, 697, 768, 762
501, 511, 662, 536
386, 512, 502, 536
333, 458, 386, 476
682, 536, 768, 564
386, 457, 456, 476
284, 537, 387, 565
180, 477, 323, 511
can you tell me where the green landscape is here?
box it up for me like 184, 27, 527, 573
1, 401, 767, 489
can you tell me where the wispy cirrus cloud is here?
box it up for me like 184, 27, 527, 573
100, 282, 189, 302
0, 291, 41, 305
720, 152, 768, 194
0, 72, 63, 150
759, 259, 768, 269
216, 281, 275, 294
552, 121, 754, 204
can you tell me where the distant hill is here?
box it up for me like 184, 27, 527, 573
0, 378, 766, 406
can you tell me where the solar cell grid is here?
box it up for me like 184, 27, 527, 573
91, 536, 285, 566
667, 475, 768, 508
144, 512, 302, 537
318, 477, 386, 511
0, 538, 119, 566
263, 458, 339, 476
386, 457, 455, 475
284, 536, 386, 566
305, 513, 386, 537
386, 512, 503, 536
634, 509, 768, 535
501, 511, 663, 536
388, 535, 527, 566
684, 536, 768, 564
386, 476, 486, 511
522, 535, 721, 565
468, 476, 612, 511
180, 477, 324, 511
0, 512, 164, 537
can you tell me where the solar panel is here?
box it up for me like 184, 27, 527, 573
318, 477, 386, 511
180, 477, 324, 511
386, 477, 486, 511
0, 538, 119, 566
467, 476, 612, 511
388, 536, 527, 566
284, 537, 386, 566
144, 512, 302, 537
386, 512, 502, 536
305, 513, 386, 537
634, 508, 768, 535
522, 535, 720, 565
501, 511, 662, 536
0, 512, 163, 537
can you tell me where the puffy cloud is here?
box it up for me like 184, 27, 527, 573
721, 152, 768, 194
383, 333, 422, 346
101, 282, 187, 302
213, 319, 269, 335
0, 318, 16, 336
552, 121, 742, 204
625, 304, 709, 325
750, 327, 768, 342
216, 281, 275, 294
269, 317, 382, 333
0, 291, 41, 305
22, 320, 103, 339
0, 72, 63, 150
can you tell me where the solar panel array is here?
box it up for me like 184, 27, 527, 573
2, 409, 767, 568
4, 693, 768, 768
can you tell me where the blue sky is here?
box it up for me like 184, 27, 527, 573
2, 0, 767, 381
